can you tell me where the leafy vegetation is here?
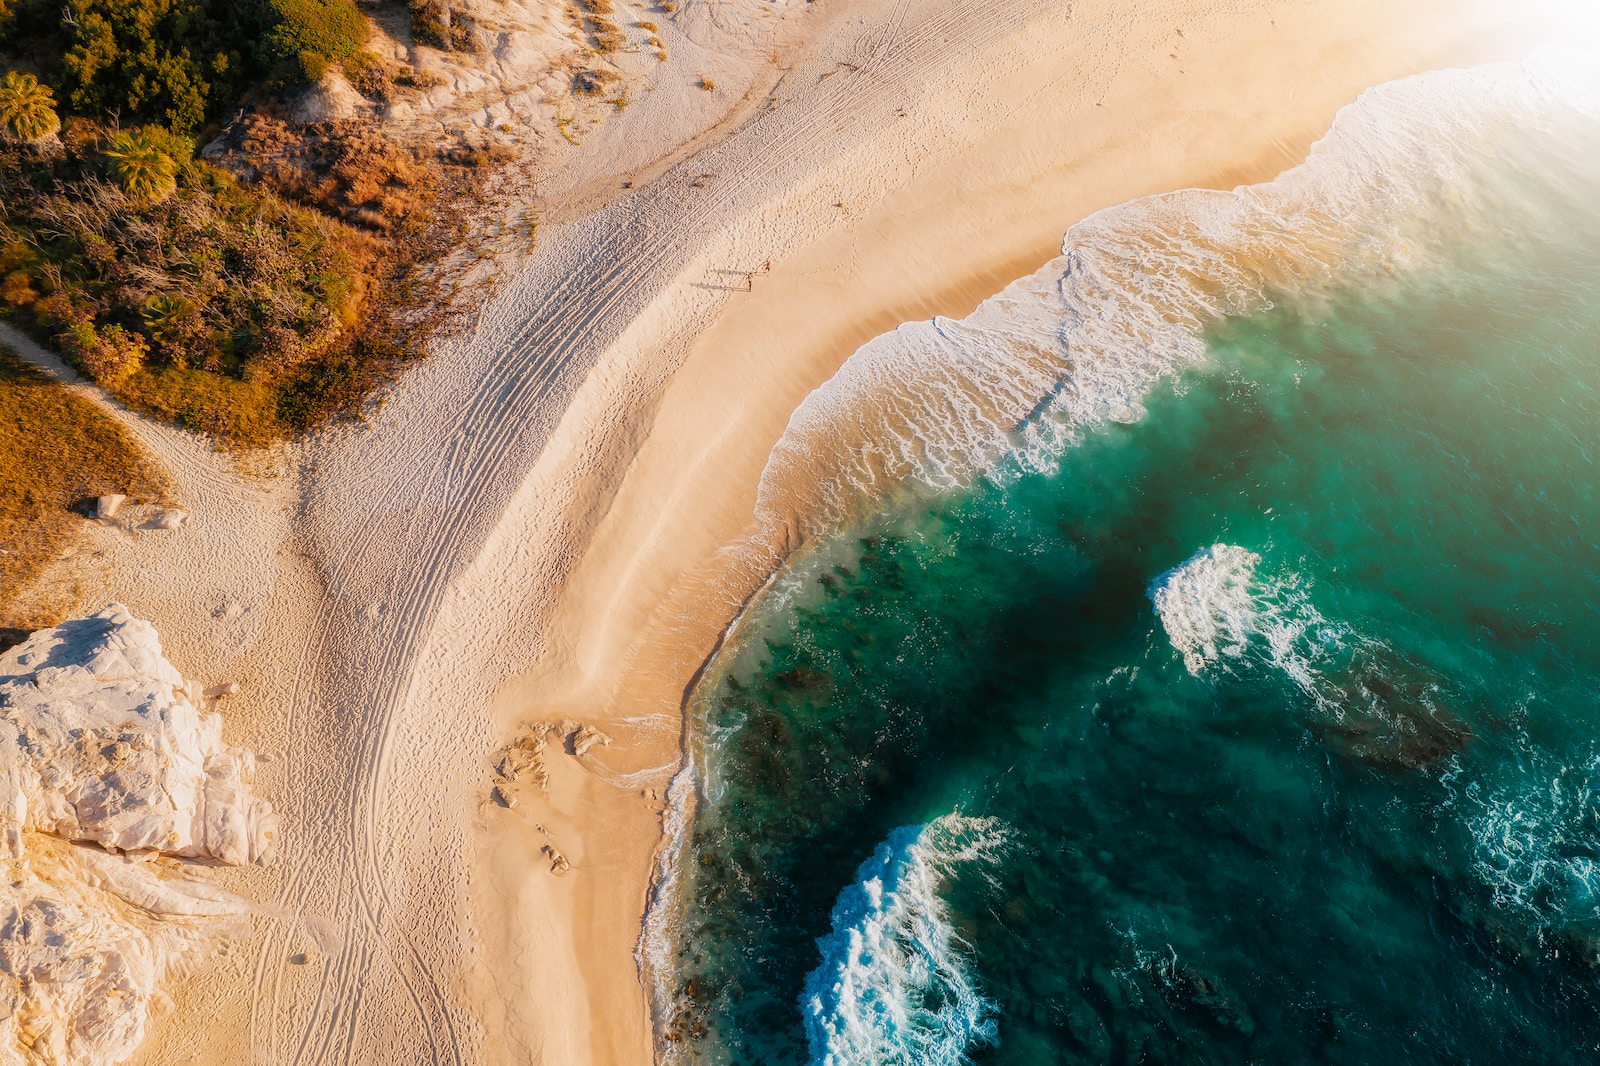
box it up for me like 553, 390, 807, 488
267, 0, 368, 82
0, 0, 462, 444
101, 128, 182, 200
0, 118, 406, 441
0, 71, 57, 141
0, 0, 370, 138
1, 0, 256, 132
0, 345, 167, 628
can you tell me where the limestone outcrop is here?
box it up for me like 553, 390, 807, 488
0, 605, 277, 1065
0, 606, 276, 865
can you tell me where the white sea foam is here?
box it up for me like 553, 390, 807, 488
753, 50, 1600, 542
1452, 749, 1600, 925
1149, 544, 1339, 694
1149, 545, 1264, 675
637, 758, 698, 1038
801, 814, 1007, 1066
1155, 548, 1600, 931
1151, 547, 1600, 928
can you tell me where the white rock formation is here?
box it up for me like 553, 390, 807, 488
294, 68, 379, 124
0, 606, 276, 865
0, 605, 277, 1065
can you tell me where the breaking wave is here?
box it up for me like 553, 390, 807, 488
1154, 547, 1600, 931
801, 815, 1008, 1066
1149, 544, 1341, 693
753, 50, 1600, 542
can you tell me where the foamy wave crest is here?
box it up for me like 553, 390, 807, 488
639, 760, 698, 1037
754, 50, 1600, 540
1454, 750, 1600, 925
1150, 545, 1263, 675
802, 814, 1008, 1066
1150, 544, 1336, 689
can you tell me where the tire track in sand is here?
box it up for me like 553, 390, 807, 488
251, 1, 1048, 1062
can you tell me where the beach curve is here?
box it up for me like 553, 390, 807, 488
57, 0, 1594, 1063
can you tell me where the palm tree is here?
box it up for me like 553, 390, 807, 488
0, 71, 60, 143
142, 293, 191, 336
103, 130, 180, 202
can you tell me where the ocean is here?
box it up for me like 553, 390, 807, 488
654, 51, 1600, 1065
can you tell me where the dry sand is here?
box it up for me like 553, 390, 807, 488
10, 1, 1596, 1064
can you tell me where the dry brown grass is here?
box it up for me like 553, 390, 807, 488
0, 347, 166, 628
572, 0, 627, 53
344, 51, 398, 102
234, 114, 428, 234
409, 0, 477, 50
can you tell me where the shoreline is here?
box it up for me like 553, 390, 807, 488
480, 2, 1599, 1063
13, 1, 1593, 1063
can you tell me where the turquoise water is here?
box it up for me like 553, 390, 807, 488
661, 55, 1600, 1065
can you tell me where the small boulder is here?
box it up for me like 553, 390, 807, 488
572, 725, 613, 757
96, 494, 126, 521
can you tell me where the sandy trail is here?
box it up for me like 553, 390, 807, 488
3, 0, 1574, 1064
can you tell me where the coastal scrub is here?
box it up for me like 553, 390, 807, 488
0, 124, 394, 441
0, 71, 58, 142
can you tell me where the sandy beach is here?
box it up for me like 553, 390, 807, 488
14, 0, 1591, 1063
480, 1, 1583, 1061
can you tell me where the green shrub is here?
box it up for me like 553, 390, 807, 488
58, 0, 217, 131
0, 72, 60, 142
66, 321, 148, 383
298, 49, 332, 82
141, 293, 192, 337
0, 0, 271, 132
102, 129, 180, 202
268, 0, 368, 82
276, 334, 406, 430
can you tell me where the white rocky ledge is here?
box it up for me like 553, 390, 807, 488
0, 605, 278, 1065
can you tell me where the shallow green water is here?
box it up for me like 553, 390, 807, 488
665, 58, 1600, 1065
